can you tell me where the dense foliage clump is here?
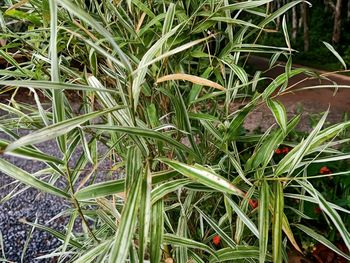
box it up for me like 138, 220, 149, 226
0, 0, 349, 262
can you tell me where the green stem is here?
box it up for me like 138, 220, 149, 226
66, 161, 99, 243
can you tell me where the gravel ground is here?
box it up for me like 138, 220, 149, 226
0, 131, 114, 263
0, 138, 67, 263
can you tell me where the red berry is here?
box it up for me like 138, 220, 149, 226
314, 207, 322, 214
212, 235, 221, 246
282, 147, 290, 154
275, 148, 282, 154
249, 199, 258, 209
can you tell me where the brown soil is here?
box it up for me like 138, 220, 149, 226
244, 56, 350, 132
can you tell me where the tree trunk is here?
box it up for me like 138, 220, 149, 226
299, 4, 303, 29
332, 0, 342, 44
302, 2, 309, 51
276, 0, 281, 30
292, 7, 298, 41
348, 0, 350, 19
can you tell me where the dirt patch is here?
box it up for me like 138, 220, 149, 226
243, 56, 350, 132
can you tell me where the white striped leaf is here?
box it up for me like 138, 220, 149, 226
158, 158, 244, 196
109, 170, 143, 263
224, 195, 259, 238
150, 200, 164, 263
295, 224, 350, 261
196, 208, 236, 248
273, 182, 283, 263
209, 246, 270, 262
151, 179, 191, 204
259, 180, 269, 263
275, 110, 328, 176
298, 180, 350, 251
323, 41, 347, 69
163, 234, 216, 256
75, 179, 125, 201
132, 24, 181, 108
0, 158, 69, 199
5, 108, 123, 152
266, 99, 287, 134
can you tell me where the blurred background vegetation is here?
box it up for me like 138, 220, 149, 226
259, 0, 350, 70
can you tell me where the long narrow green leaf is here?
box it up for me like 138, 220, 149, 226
227, 153, 252, 186
174, 87, 201, 158
162, 3, 175, 37
0, 50, 26, 74
125, 146, 142, 192
219, 0, 273, 11
256, 1, 307, 33
285, 193, 350, 214
275, 110, 328, 176
246, 115, 300, 170
0, 140, 63, 164
0, 80, 118, 93
59, 212, 78, 262
233, 186, 253, 243
0, 103, 33, 121
133, 36, 213, 74
22, 220, 82, 248
49, 0, 66, 153
227, 103, 255, 141
262, 68, 306, 99
310, 121, 350, 150
221, 58, 248, 84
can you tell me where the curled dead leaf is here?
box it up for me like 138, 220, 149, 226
156, 73, 225, 91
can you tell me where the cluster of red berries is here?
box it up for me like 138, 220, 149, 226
319, 166, 332, 174
275, 146, 291, 155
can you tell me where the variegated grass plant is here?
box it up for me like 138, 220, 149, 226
0, 0, 350, 262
